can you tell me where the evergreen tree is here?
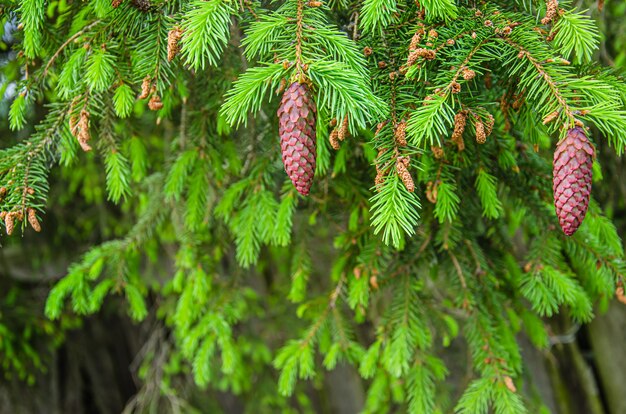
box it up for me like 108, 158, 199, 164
1, 0, 626, 412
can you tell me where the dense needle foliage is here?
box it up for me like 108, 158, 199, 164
1, 0, 626, 412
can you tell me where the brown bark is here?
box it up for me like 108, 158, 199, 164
588, 302, 626, 414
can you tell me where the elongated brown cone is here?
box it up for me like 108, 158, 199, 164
277, 82, 317, 195
553, 127, 594, 236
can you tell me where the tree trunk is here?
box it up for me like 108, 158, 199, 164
587, 302, 626, 414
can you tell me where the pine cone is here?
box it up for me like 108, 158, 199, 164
277, 82, 317, 195
553, 127, 594, 236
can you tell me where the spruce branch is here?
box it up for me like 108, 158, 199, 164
6, 2, 626, 411
41, 20, 102, 79
180, 0, 234, 70
503, 38, 577, 126
551, 10, 599, 65
18, 0, 46, 58
359, 0, 398, 34
407, 39, 491, 148
294, 0, 306, 82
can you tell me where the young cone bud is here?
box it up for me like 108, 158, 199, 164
541, 0, 559, 24
277, 82, 317, 195
4, 212, 14, 236
409, 29, 424, 51
148, 94, 163, 111
375, 121, 387, 135
396, 157, 414, 192
553, 127, 594, 236
462, 68, 476, 80
452, 111, 467, 150
375, 171, 385, 189
139, 76, 152, 99
543, 110, 559, 125
394, 120, 407, 146
484, 113, 495, 136
329, 129, 340, 150
475, 121, 486, 144
431, 146, 444, 159
76, 109, 92, 152
450, 81, 461, 94
338, 116, 349, 141
167, 27, 183, 62
27, 208, 41, 232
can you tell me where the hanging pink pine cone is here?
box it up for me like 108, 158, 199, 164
553, 127, 594, 236
277, 82, 317, 195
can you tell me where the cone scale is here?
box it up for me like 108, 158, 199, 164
277, 82, 317, 195
553, 127, 594, 236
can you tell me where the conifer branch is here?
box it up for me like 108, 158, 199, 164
449, 250, 468, 290
504, 39, 576, 125
5, 2, 626, 411
41, 20, 102, 79
294, 0, 306, 82
407, 38, 490, 148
